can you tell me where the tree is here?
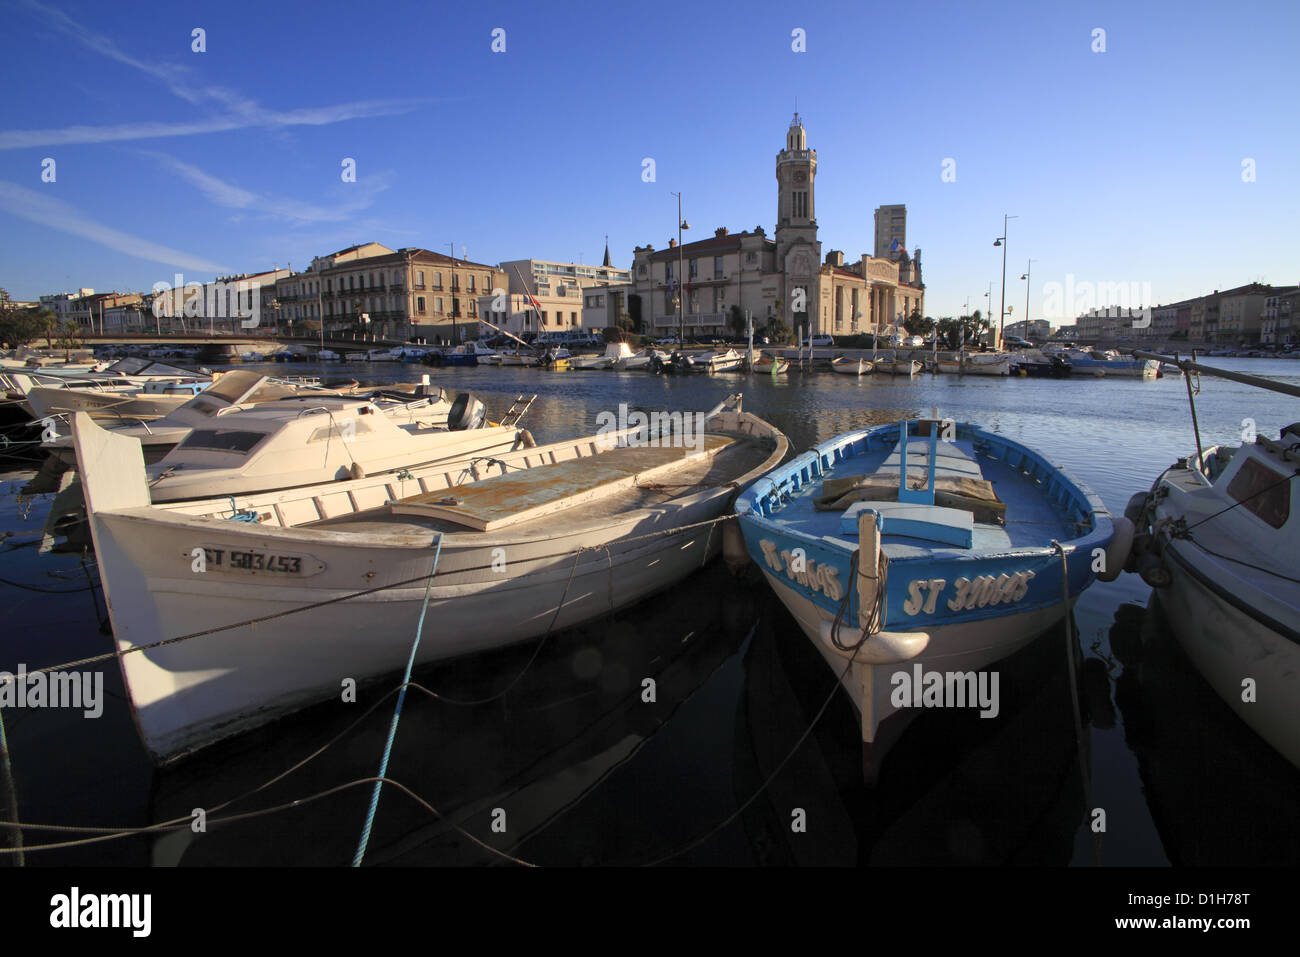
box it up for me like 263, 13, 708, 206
0, 304, 41, 347
903, 309, 934, 337
728, 305, 746, 339
765, 315, 791, 343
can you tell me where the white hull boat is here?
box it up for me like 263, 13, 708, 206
621, 349, 670, 370
831, 357, 871, 375
687, 349, 743, 373
70, 395, 787, 763
1130, 423, 1300, 769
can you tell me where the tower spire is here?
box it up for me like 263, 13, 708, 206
602, 235, 611, 268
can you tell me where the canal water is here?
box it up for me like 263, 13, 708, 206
1, 358, 1296, 866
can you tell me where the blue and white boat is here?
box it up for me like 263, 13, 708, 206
732, 419, 1124, 780
1061, 349, 1159, 378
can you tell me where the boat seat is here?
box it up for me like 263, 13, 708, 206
839, 501, 975, 548
389, 433, 735, 531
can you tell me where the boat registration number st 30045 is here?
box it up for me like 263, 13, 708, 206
186, 545, 326, 577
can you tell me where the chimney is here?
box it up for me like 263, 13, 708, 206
668, 238, 677, 248
826, 250, 844, 267
714, 227, 728, 237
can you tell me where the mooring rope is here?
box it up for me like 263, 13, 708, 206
352, 534, 443, 866
1052, 540, 1101, 866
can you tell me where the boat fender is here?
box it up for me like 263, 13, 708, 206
349, 462, 365, 480
816, 620, 930, 664
517, 429, 536, 449
1123, 491, 1149, 526
1098, 516, 1134, 582
721, 517, 750, 573
1136, 552, 1172, 589
1125, 532, 1152, 573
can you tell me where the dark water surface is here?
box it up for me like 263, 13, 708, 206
1, 358, 1297, 866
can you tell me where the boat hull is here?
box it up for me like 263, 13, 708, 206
93, 504, 731, 763
1156, 538, 1300, 769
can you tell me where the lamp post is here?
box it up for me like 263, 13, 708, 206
992, 214, 1017, 351
670, 191, 689, 348
1019, 259, 1035, 342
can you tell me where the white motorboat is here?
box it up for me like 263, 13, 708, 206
42, 370, 444, 467
620, 348, 670, 371
25, 378, 209, 422
686, 349, 743, 373
572, 342, 634, 370
733, 419, 1121, 781
142, 391, 519, 502
1127, 352, 1300, 768
345, 352, 369, 361
317, 349, 342, 361
70, 394, 787, 763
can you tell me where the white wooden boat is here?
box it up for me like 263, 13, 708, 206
1129, 412, 1300, 769
873, 359, 922, 376
500, 350, 540, 367
70, 394, 787, 763
752, 354, 790, 375
960, 354, 1013, 376
733, 419, 1121, 781
831, 357, 871, 375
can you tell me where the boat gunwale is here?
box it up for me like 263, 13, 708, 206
734, 420, 1114, 563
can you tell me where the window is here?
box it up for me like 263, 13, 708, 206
436, 297, 443, 312
468, 276, 475, 292
571, 312, 577, 325
714, 256, 723, 278
1226, 457, 1291, 529
433, 272, 441, 290
416, 271, 425, 289
417, 296, 426, 313
541, 311, 548, 326
665, 263, 673, 281
639, 264, 647, 275
689, 259, 698, 279
746, 251, 757, 264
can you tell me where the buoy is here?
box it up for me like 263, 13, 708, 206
721, 518, 750, 573
1123, 491, 1149, 526
1098, 515, 1133, 582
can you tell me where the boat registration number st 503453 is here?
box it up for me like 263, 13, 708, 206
187, 545, 326, 577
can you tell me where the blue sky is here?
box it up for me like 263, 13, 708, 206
1, 0, 1297, 323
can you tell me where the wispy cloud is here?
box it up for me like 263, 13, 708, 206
3, 0, 428, 149
141, 151, 392, 225
0, 180, 228, 272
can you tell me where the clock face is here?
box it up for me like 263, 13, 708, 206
794, 170, 807, 183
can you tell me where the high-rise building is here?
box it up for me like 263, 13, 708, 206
874, 205, 907, 260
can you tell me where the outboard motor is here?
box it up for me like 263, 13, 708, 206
447, 392, 486, 431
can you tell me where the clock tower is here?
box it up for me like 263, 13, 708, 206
775, 113, 820, 331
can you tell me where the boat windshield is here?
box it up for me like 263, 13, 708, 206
176, 429, 267, 455
1226, 457, 1291, 529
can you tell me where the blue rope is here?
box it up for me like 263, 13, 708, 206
351, 533, 443, 867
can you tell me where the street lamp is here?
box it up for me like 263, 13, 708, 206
1019, 259, 1035, 341
670, 191, 689, 347
992, 214, 1018, 351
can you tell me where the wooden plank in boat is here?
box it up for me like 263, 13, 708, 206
840, 501, 974, 548
878, 438, 983, 479
389, 433, 736, 531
